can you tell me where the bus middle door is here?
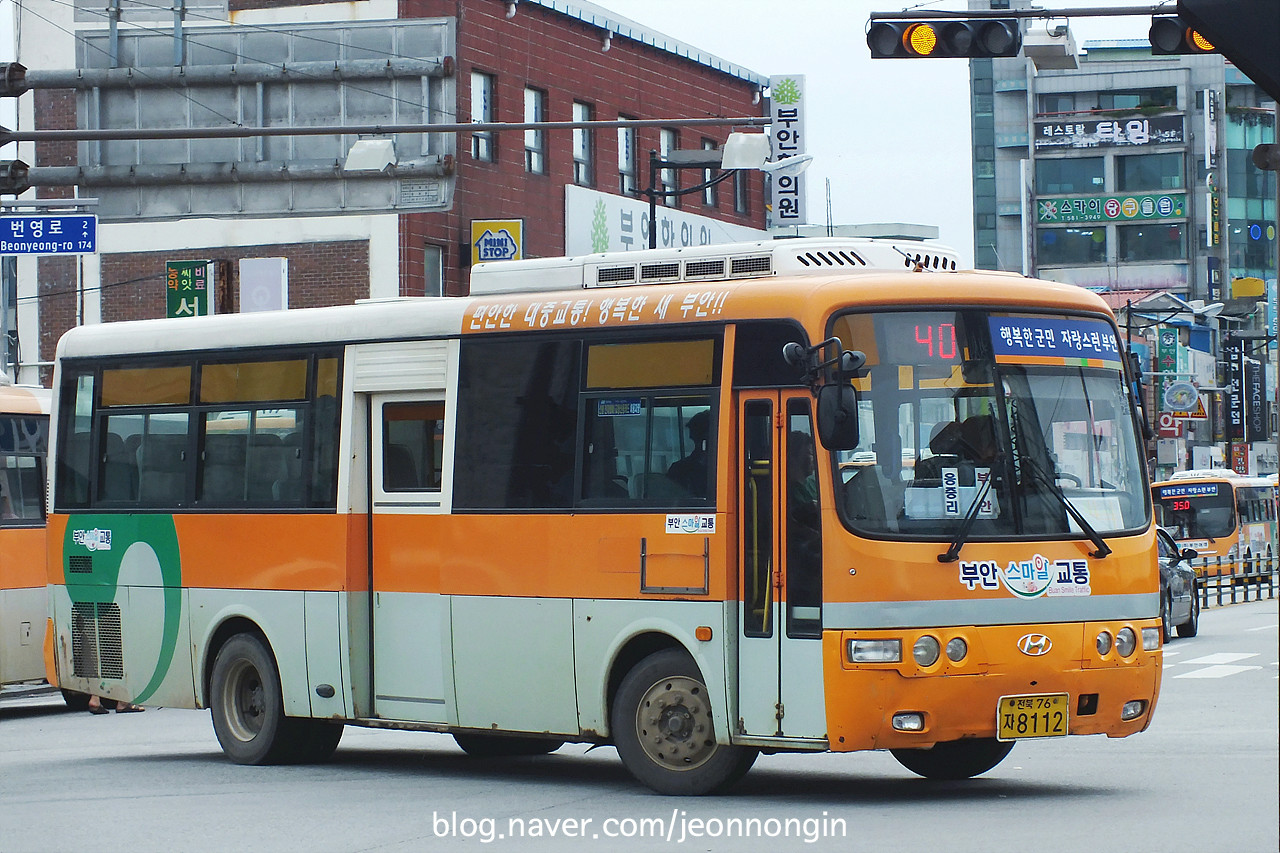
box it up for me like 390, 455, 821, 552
736, 391, 827, 741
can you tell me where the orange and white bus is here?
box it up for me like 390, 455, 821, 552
1152, 469, 1278, 570
0, 379, 51, 691
44, 238, 1162, 793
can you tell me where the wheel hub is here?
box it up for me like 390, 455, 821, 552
635, 675, 716, 771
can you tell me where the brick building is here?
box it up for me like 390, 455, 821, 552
8, 0, 769, 383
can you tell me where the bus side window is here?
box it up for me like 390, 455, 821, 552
383, 402, 444, 492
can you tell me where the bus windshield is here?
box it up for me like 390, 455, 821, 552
831, 309, 1148, 541
1153, 484, 1236, 540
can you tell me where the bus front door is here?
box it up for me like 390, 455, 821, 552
736, 392, 827, 741
368, 394, 451, 725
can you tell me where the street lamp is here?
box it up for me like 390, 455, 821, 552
639, 131, 813, 249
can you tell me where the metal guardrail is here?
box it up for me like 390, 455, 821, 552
1191, 552, 1279, 609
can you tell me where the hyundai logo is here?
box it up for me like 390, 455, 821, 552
1017, 633, 1052, 656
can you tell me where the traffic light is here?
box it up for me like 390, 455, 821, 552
1148, 16, 1217, 55
1252, 143, 1280, 172
0, 160, 30, 195
867, 19, 1021, 59
0, 63, 27, 97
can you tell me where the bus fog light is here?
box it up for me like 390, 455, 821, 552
912, 636, 940, 667
1121, 700, 1147, 721
849, 639, 902, 663
1116, 628, 1137, 657
1095, 631, 1112, 655
891, 712, 925, 732
945, 637, 968, 662
1142, 627, 1160, 651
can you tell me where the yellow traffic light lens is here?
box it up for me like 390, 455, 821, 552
1187, 28, 1214, 52
905, 23, 938, 56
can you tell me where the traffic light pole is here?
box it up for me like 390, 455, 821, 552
869, 5, 1166, 20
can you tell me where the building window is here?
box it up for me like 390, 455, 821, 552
1039, 93, 1075, 115
424, 244, 444, 297
618, 118, 637, 195
660, 128, 678, 207
523, 87, 546, 174
702, 139, 718, 207
1116, 152, 1184, 192
1098, 88, 1176, 111
572, 101, 594, 187
1118, 223, 1185, 262
470, 71, 495, 162
1035, 157, 1104, 195
1037, 227, 1106, 265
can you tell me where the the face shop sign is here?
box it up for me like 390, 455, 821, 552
1034, 115, 1184, 150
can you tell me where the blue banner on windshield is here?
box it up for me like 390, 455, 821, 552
989, 316, 1122, 369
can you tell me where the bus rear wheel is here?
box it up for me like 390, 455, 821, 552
891, 738, 1014, 780
611, 648, 757, 795
210, 633, 300, 765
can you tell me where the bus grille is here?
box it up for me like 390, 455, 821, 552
71, 601, 124, 680
68, 555, 93, 574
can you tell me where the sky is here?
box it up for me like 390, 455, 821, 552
600, 0, 1154, 267
0, 0, 1157, 266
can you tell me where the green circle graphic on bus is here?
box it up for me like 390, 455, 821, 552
64, 514, 182, 704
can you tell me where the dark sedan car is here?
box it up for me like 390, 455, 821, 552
1157, 527, 1200, 642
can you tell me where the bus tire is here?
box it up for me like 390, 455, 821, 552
611, 648, 757, 795
891, 738, 1014, 780
210, 633, 299, 765
287, 720, 345, 763
453, 733, 564, 757
1176, 585, 1200, 639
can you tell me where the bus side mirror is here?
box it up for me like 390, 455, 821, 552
817, 383, 859, 450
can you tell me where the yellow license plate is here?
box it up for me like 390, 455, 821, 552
997, 693, 1069, 741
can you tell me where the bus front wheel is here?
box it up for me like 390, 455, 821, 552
611, 648, 757, 795
210, 633, 298, 765
891, 738, 1014, 780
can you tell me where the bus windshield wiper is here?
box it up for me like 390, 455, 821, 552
937, 475, 994, 563
1024, 459, 1112, 559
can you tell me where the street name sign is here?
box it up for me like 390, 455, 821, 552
0, 214, 98, 255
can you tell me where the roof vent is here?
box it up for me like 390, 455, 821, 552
730, 254, 772, 276
639, 261, 681, 281
685, 258, 727, 279
596, 265, 637, 284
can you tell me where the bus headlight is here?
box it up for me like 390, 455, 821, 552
1121, 700, 1147, 721
1142, 627, 1160, 651
912, 636, 940, 667
1095, 631, 1112, 655
1116, 627, 1137, 657
945, 637, 968, 662
849, 639, 902, 663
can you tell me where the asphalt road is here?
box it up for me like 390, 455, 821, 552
3, 598, 1276, 853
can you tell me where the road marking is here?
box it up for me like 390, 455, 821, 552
1174, 664, 1263, 679
1180, 652, 1258, 665
1246, 623, 1279, 632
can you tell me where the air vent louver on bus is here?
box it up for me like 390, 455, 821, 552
730, 255, 772, 276
639, 261, 681, 281
68, 554, 92, 574
71, 601, 122, 679
904, 253, 958, 271
684, 259, 727, 279
796, 250, 867, 268
596, 265, 637, 284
